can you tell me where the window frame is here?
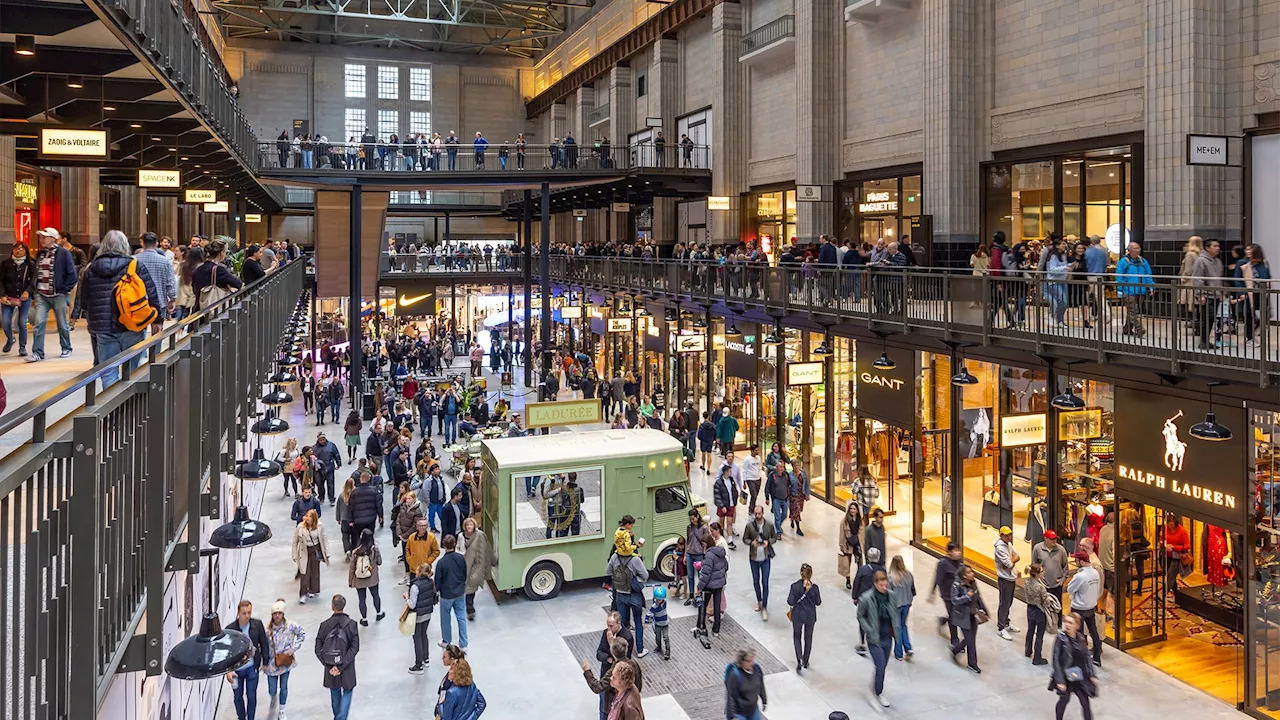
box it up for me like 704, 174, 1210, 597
377, 65, 399, 100
344, 63, 366, 99
409, 67, 432, 102
344, 108, 366, 142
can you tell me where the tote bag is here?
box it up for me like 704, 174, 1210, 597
198, 263, 232, 309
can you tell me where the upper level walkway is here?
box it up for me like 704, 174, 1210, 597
543, 257, 1280, 386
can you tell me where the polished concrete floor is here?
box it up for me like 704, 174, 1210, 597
215, 357, 1243, 720
0, 324, 96, 455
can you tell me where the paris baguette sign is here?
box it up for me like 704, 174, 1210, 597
1114, 386, 1246, 528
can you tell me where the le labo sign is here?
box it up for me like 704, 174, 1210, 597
1113, 386, 1246, 529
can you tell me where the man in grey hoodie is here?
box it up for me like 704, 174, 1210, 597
1190, 238, 1225, 349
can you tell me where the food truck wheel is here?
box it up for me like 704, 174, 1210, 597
524, 561, 564, 601
653, 546, 678, 581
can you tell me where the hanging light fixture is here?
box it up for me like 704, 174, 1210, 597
811, 336, 833, 357
66, 75, 84, 89
1190, 383, 1233, 441
279, 354, 302, 367
234, 447, 281, 480
635, 305, 651, 317
1050, 385, 1086, 411
262, 385, 294, 406
268, 368, 297, 384
762, 326, 785, 346
680, 308, 694, 318
664, 308, 679, 322
251, 409, 290, 435
165, 555, 254, 679
950, 363, 979, 386
15, 35, 36, 56
725, 324, 742, 338
693, 316, 708, 329
873, 352, 896, 370
208, 505, 273, 549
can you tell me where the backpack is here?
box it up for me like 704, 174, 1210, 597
989, 245, 1005, 277
114, 260, 157, 332
320, 622, 349, 666
611, 556, 634, 592
354, 553, 373, 580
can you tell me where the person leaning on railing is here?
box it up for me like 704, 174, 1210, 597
1113, 242, 1153, 339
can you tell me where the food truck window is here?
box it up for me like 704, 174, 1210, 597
513, 468, 603, 546
655, 485, 688, 514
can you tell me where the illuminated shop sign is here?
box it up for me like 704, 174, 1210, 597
245, 213, 263, 223
858, 191, 898, 214
607, 318, 633, 333
138, 169, 181, 188
1114, 387, 1246, 529
203, 201, 229, 213
787, 362, 824, 386
185, 189, 217, 203
559, 305, 582, 319
39, 128, 108, 158
1001, 413, 1047, 448
854, 346, 916, 427
676, 335, 706, 353
14, 181, 37, 204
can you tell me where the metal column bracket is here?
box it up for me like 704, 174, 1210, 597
113, 633, 158, 675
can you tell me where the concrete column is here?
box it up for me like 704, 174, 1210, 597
54, 167, 100, 247
546, 103, 568, 146
794, 0, 842, 244
608, 66, 635, 145
0, 136, 14, 246
1143, 0, 1229, 266
650, 38, 680, 144
107, 185, 148, 239
153, 196, 180, 240
572, 85, 596, 147
711, 2, 747, 243
610, 205, 629, 245
652, 199, 678, 246
922, 0, 980, 264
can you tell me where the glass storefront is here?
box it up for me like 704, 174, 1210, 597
713, 323, 761, 449
745, 188, 797, 262
983, 144, 1137, 254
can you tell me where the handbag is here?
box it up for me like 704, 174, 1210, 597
398, 607, 416, 636
274, 652, 294, 668
1064, 666, 1085, 683
974, 609, 990, 625
980, 494, 1001, 528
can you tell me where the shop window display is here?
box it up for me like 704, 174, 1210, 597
918, 352, 952, 554
832, 339, 857, 507
1251, 410, 1280, 716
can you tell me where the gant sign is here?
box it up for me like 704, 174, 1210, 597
860, 372, 904, 391
854, 344, 916, 427
1114, 387, 1246, 530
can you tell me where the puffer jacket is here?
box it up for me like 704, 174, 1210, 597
346, 482, 383, 526
82, 254, 161, 334
698, 544, 728, 590
394, 500, 423, 540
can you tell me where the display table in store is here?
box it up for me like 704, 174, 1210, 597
1176, 584, 1244, 634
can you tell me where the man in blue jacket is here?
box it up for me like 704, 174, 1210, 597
441, 388, 460, 445
472, 132, 489, 169
28, 227, 78, 362
1114, 241, 1153, 338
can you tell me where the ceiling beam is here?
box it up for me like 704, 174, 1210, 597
213, 0, 557, 31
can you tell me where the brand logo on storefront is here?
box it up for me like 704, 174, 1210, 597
1000, 413, 1046, 448
137, 169, 181, 188
676, 335, 706, 353
1161, 410, 1187, 472
1116, 466, 1235, 510
39, 128, 108, 158
859, 372, 903, 391
787, 362, 824, 386
14, 181, 37, 204
859, 191, 898, 214
725, 340, 754, 356
607, 318, 633, 333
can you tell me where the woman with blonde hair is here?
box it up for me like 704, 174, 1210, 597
887, 555, 916, 661
265, 598, 306, 720
290, 509, 329, 602
1179, 235, 1204, 321
279, 437, 300, 497
462, 516, 495, 622
404, 562, 437, 674
438, 657, 487, 719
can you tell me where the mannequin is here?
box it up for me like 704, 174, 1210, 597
1205, 525, 1233, 588
1085, 496, 1106, 547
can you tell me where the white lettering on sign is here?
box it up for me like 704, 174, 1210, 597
1118, 464, 1236, 510
859, 191, 899, 214
725, 340, 755, 356
859, 371, 903, 391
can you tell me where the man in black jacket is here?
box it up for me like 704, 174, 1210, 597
291, 485, 322, 523
931, 542, 964, 645
312, 433, 342, 504
435, 534, 469, 648
80, 229, 161, 386
593, 610, 634, 674
851, 547, 885, 655
440, 486, 466, 540
224, 600, 271, 720
346, 470, 383, 542
725, 649, 767, 719
316, 595, 360, 720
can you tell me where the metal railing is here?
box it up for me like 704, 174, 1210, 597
0, 260, 305, 720
588, 103, 611, 126
542, 257, 1280, 383
741, 14, 796, 56
382, 249, 525, 275
91, 0, 258, 168
255, 141, 713, 173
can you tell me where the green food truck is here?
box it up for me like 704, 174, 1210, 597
479, 428, 704, 600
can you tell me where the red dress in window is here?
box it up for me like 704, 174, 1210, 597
1206, 524, 1230, 587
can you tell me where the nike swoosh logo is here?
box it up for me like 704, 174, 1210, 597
399, 293, 430, 306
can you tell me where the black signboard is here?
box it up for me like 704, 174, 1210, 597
1113, 387, 1247, 530
855, 346, 917, 428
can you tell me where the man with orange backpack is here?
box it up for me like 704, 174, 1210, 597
82, 230, 162, 388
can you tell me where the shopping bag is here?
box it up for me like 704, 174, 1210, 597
399, 608, 416, 636
980, 496, 1001, 527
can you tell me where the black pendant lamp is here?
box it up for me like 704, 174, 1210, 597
725, 323, 742, 338
234, 447, 281, 480
872, 337, 896, 370
268, 368, 297, 384
209, 504, 273, 549
950, 364, 979, 386
811, 336, 833, 357
1190, 383, 1233, 441
664, 308, 678, 322
1050, 385, 1086, 411
692, 316, 708, 329
252, 409, 290, 435
279, 354, 302, 368
165, 612, 254, 679
762, 326, 785, 346
262, 384, 294, 406
635, 305, 651, 317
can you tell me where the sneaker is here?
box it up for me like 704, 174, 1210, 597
59, 349, 72, 358
408, 665, 424, 675
856, 645, 868, 656
637, 649, 650, 659
359, 619, 369, 627
878, 695, 891, 708
728, 541, 737, 551
467, 613, 475, 622
278, 709, 287, 720
1, 341, 11, 353
683, 598, 693, 606
376, 612, 386, 621
1032, 658, 1048, 666
17, 349, 25, 356
24, 353, 41, 363
970, 666, 982, 674
761, 608, 768, 622
662, 654, 670, 662
1007, 625, 1021, 633
689, 626, 701, 634
438, 641, 449, 649
298, 596, 307, 604
998, 629, 1012, 641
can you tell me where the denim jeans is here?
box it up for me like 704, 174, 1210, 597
443, 414, 458, 445
894, 604, 913, 658
749, 558, 771, 608
1046, 283, 1068, 324
771, 498, 788, 535
428, 502, 444, 531
329, 687, 353, 720
302, 150, 313, 168
232, 667, 259, 720
686, 552, 704, 596
447, 150, 457, 170
96, 329, 146, 388
870, 641, 891, 695
31, 293, 71, 356
439, 595, 468, 647
2, 298, 30, 350
266, 672, 290, 706
733, 711, 764, 720
617, 594, 645, 651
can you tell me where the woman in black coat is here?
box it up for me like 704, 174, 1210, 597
949, 565, 987, 673
191, 239, 243, 310
786, 563, 822, 673
1051, 612, 1097, 720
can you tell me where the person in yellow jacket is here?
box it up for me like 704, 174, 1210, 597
403, 516, 440, 585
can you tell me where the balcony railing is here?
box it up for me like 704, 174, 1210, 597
542, 257, 1280, 383
255, 141, 712, 173
0, 260, 305, 720
92, 0, 258, 168
589, 103, 611, 127
382, 249, 526, 275
740, 14, 795, 58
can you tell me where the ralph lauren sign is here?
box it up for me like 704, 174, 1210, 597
1113, 387, 1246, 530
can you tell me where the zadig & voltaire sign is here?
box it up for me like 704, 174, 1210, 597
1114, 387, 1246, 530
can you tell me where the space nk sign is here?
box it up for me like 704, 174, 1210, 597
1186, 134, 1229, 166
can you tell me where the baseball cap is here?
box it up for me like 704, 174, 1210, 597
1074, 550, 1091, 564
1044, 529, 1058, 540
36, 227, 60, 240
999, 525, 1012, 536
